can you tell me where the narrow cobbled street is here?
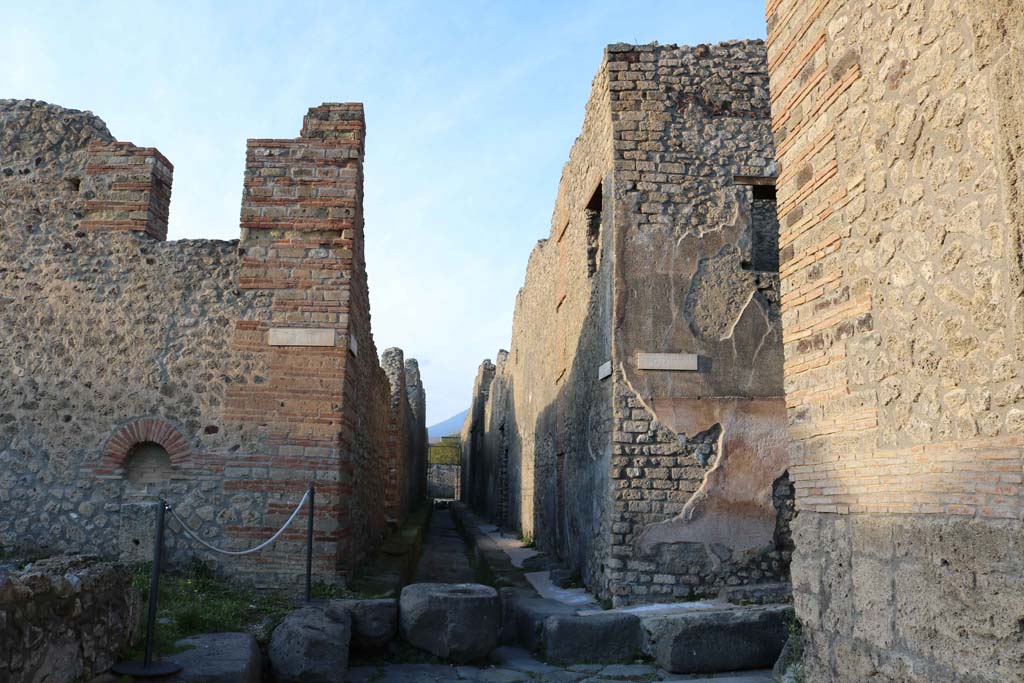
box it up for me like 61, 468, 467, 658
413, 505, 476, 584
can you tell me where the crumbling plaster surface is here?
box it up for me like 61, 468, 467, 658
463, 42, 792, 605
638, 396, 788, 555
602, 42, 789, 602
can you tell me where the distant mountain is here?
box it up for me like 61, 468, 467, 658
428, 409, 468, 442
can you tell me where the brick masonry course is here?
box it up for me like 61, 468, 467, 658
0, 99, 426, 589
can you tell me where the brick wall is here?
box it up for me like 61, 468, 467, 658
0, 99, 424, 589
81, 141, 173, 240
768, 0, 1024, 679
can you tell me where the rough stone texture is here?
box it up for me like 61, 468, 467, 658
330, 597, 398, 651
461, 42, 792, 606
399, 582, 501, 662
0, 555, 140, 683
428, 463, 460, 499
405, 358, 429, 507
382, 348, 424, 524
541, 612, 642, 665
269, 604, 352, 683
167, 632, 262, 683
0, 99, 426, 587
767, 0, 1024, 680
640, 605, 791, 674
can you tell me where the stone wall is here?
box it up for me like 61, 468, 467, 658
463, 42, 792, 605
405, 359, 428, 510
0, 100, 425, 588
767, 0, 1024, 680
0, 555, 139, 683
427, 464, 460, 499
382, 348, 427, 525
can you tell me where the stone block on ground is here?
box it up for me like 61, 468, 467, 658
641, 605, 791, 674
399, 582, 500, 662
501, 590, 576, 650
541, 612, 641, 665
165, 632, 261, 683
269, 604, 351, 683
329, 598, 398, 651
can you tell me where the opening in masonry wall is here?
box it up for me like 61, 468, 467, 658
743, 183, 779, 272
124, 441, 174, 491
585, 182, 602, 277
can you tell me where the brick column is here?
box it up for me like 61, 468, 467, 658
225, 103, 365, 579
81, 141, 173, 240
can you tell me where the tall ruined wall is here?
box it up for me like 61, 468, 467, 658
464, 42, 792, 606
768, 0, 1024, 680
464, 56, 617, 589
0, 100, 422, 588
460, 358, 495, 514
404, 358, 428, 509
603, 42, 790, 605
382, 347, 425, 525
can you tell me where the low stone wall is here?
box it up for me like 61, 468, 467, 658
428, 464, 460, 499
0, 555, 140, 683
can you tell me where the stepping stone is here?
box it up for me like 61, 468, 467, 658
400, 583, 500, 662
330, 598, 398, 651
641, 605, 791, 674
166, 632, 261, 683
542, 612, 641, 665
269, 604, 351, 683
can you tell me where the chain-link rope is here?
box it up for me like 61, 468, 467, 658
166, 488, 311, 556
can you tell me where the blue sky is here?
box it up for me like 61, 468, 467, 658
2, 1, 768, 424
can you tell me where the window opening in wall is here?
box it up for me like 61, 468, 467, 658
744, 183, 779, 273
124, 441, 174, 492
585, 182, 602, 277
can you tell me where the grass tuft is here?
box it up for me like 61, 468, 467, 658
122, 559, 293, 659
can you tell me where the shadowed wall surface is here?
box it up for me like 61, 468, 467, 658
463, 41, 794, 606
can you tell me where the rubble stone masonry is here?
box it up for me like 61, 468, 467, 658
463, 41, 793, 606
0, 99, 426, 588
767, 0, 1024, 679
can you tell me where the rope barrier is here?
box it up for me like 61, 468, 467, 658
167, 489, 311, 556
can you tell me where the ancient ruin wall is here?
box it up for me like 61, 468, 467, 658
0, 100, 423, 587
382, 347, 426, 524
0, 556, 139, 682
463, 43, 792, 604
405, 358, 428, 508
768, 0, 1024, 679
602, 41, 790, 604
463, 54, 617, 589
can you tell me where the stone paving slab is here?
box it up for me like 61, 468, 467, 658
345, 646, 772, 682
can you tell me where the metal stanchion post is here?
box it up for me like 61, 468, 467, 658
305, 485, 315, 602
113, 501, 183, 677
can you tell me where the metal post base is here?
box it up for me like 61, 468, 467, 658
111, 659, 183, 677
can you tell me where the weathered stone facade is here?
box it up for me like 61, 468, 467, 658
0, 99, 426, 588
767, 0, 1024, 679
0, 555, 140, 682
382, 348, 427, 524
427, 464, 460, 500
463, 41, 792, 605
